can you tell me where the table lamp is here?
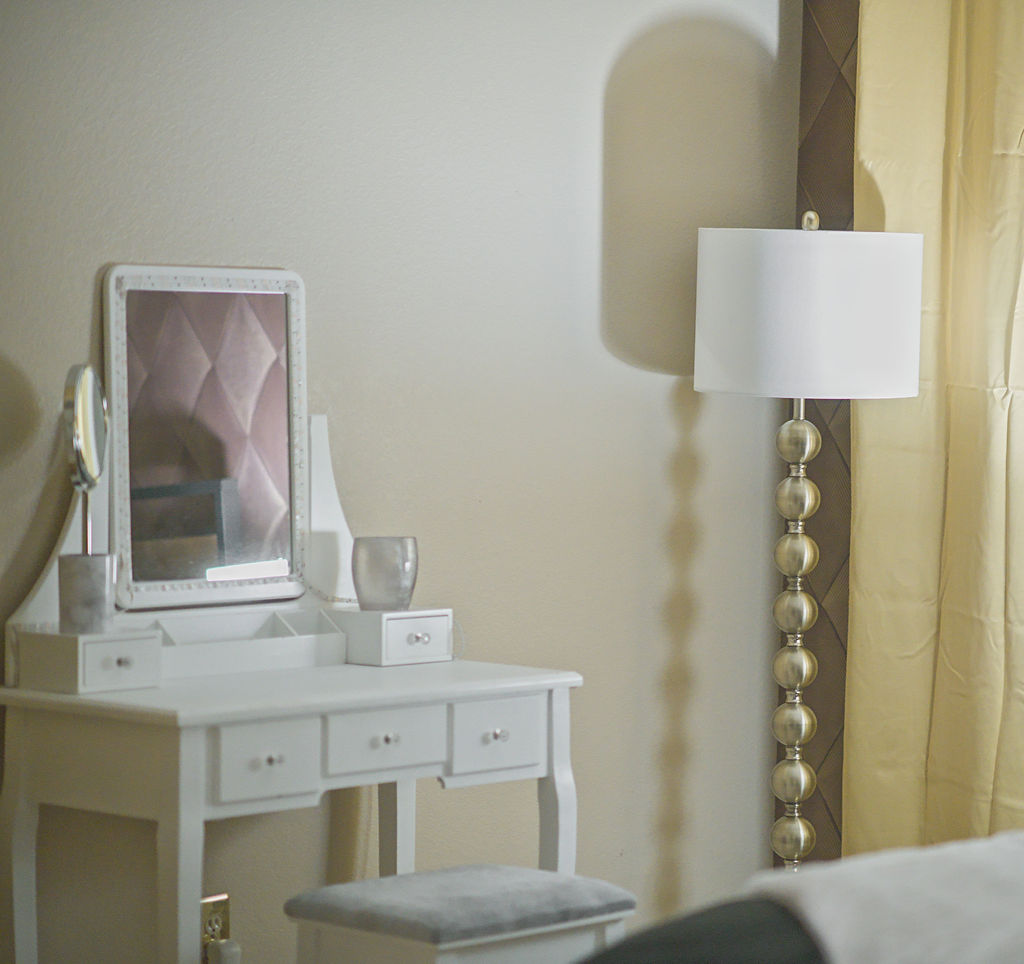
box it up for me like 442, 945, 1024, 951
693, 212, 923, 868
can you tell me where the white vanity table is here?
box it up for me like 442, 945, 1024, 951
0, 657, 580, 963
0, 267, 581, 963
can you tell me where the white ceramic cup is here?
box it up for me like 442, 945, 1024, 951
351, 537, 418, 611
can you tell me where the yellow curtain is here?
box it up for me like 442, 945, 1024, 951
845, 0, 1024, 853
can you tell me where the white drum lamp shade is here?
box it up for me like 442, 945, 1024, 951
691, 220, 924, 868
693, 227, 924, 399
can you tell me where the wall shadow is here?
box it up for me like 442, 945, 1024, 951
0, 365, 68, 638
656, 380, 702, 915
602, 10, 798, 915
0, 266, 108, 632
602, 17, 795, 376
0, 356, 40, 469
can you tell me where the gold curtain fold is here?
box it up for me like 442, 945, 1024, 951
845, 0, 1024, 853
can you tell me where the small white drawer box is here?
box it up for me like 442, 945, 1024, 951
15, 628, 162, 694
334, 608, 453, 666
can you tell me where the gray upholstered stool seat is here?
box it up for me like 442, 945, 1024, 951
285, 864, 637, 963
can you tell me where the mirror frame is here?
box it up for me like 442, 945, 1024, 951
104, 264, 309, 610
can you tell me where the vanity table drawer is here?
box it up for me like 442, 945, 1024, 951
450, 694, 546, 775
326, 705, 446, 776
217, 717, 321, 803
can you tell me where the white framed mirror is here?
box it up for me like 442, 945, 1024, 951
104, 264, 308, 609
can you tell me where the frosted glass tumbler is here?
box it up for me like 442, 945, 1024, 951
352, 537, 418, 611
59, 553, 115, 634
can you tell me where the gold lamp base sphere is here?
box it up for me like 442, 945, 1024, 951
773, 645, 818, 690
775, 418, 821, 465
767, 407, 823, 870
772, 589, 818, 634
775, 476, 821, 521
771, 702, 817, 747
771, 814, 816, 862
773, 532, 819, 577
771, 758, 817, 803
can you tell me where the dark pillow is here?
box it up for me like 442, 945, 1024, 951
582, 898, 825, 964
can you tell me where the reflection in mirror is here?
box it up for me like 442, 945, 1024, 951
126, 289, 290, 581
105, 266, 308, 609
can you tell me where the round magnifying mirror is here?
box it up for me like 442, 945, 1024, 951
63, 364, 108, 491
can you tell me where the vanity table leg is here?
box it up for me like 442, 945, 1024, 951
538, 688, 577, 874
155, 728, 205, 964
0, 710, 40, 963
378, 779, 416, 875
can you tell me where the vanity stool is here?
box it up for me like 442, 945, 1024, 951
285, 864, 637, 963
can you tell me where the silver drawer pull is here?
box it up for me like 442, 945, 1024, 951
382, 732, 400, 746
407, 632, 431, 645
264, 753, 286, 767
115, 656, 133, 669
490, 728, 510, 743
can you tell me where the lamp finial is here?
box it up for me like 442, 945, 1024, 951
801, 210, 820, 231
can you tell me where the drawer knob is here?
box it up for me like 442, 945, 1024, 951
490, 728, 510, 743
382, 732, 401, 746
265, 753, 286, 767
407, 632, 431, 645
115, 656, 133, 668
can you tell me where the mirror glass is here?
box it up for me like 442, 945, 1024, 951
105, 266, 308, 609
63, 364, 108, 490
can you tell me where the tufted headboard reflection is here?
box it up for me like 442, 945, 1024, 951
126, 289, 290, 578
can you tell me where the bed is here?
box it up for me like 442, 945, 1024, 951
584, 831, 1024, 963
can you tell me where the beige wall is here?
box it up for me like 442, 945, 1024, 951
0, 1, 799, 959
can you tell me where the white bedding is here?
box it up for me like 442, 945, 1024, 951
742, 831, 1024, 963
